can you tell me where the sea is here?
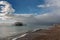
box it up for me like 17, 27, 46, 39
0, 25, 52, 38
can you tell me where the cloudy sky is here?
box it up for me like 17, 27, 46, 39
4, 0, 45, 14
0, 0, 60, 25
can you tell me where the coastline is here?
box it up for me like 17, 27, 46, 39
1, 24, 60, 40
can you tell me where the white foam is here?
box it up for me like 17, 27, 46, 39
12, 33, 27, 40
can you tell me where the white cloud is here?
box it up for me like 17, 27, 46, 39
45, 0, 60, 7
0, 1, 15, 20
38, 0, 60, 8
37, 5, 46, 8
37, 4, 50, 8
0, 0, 60, 25
0, 1, 15, 15
35, 0, 60, 25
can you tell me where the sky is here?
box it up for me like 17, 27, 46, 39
0, 0, 60, 25
3, 0, 45, 14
